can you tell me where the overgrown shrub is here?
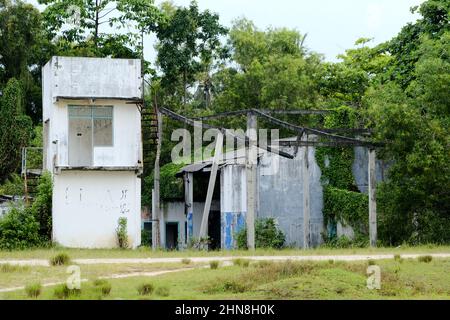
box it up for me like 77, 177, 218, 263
236, 218, 285, 249
188, 236, 210, 250
322, 234, 369, 249
93, 279, 112, 296
142, 162, 186, 206
0, 207, 41, 250
116, 217, 128, 249
232, 258, 250, 267
223, 280, 248, 293
418, 255, 433, 263
0, 173, 24, 196
137, 283, 154, 295
141, 229, 151, 247
25, 282, 42, 298
53, 283, 81, 299
49, 253, 71, 266
29, 172, 52, 241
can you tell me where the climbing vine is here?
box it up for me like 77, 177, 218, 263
315, 106, 369, 242
142, 162, 186, 206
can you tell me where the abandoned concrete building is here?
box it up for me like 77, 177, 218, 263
42, 56, 143, 248
39, 56, 381, 250
155, 143, 386, 250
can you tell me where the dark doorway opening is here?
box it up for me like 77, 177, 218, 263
165, 222, 178, 250
208, 210, 221, 250
143, 221, 152, 247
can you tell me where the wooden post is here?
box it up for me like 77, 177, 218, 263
246, 112, 257, 250
302, 133, 310, 249
152, 110, 162, 250
184, 172, 194, 243
199, 131, 223, 241
368, 148, 377, 247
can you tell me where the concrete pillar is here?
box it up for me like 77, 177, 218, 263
368, 148, 377, 247
152, 110, 162, 250
184, 172, 194, 243
302, 134, 310, 249
246, 112, 257, 250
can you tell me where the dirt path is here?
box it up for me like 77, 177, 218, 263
1, 253, 449, 267
0, 266, 202, 293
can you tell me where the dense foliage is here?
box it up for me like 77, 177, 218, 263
0, 171, 52, 249
0, 0, 448, 247
0, 78, 33, 183
236, 218, 285, 249
28, 172, 53, 240
0, 207, 41, 250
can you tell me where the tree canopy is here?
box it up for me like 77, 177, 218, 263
0, 0, 448, 246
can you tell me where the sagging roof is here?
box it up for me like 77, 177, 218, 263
177, 146, 278, 175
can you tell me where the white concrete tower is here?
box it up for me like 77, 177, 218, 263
42, 56, 143, 248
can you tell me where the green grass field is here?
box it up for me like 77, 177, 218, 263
1, 257, 449, 300
1, 245, 449, 260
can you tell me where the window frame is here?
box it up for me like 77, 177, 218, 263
68, 105, 114, 166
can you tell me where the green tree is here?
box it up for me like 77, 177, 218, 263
364, 32, 450, 244
39, 0, 161, 47
0, 0, 45, 122
0, 78, 33, 183
39, 0, 162, 76
210, 19, 322, 131
383, 0, 449, 88
155, 0, 228, 106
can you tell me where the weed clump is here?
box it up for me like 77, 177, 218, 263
93, 279, 112, 296
181, 258, 191, 265
53, 284, 81, 299
233, 259, 250, 267
418, 255, 433, 263
25, 282, 42, 298
210, 261, 219, 269
50, 253, 71, 266
137, 283, 154, 295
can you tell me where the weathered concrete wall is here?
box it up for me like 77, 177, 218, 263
43, 56, 142, 100
52, 171, 141, 248
220, 165, 247, 249
352, 147, 388, 193
258, 146, 324, 248
43, 56, 143, 249
160, 200, 219, 248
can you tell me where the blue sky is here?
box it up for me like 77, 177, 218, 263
29, 0, 425, 62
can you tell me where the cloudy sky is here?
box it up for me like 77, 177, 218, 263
29, 0, 425, 62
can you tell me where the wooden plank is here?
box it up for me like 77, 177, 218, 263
368, 148, 377, 247
199, 132, 224, 243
